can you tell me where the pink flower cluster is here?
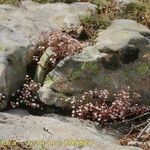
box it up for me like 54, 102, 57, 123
33, 31, 83, 66
70, 88, 150, 124
8, 31, 83, 112
9, 75, 43, 110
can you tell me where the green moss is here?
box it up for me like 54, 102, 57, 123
102, 76, 111, 85
80, 14, 111, 41
81, 15, 111, 29
121, 1, 150, 27
123, 68, 132, 77
122, 62, 150, 85
81, 62, 99, 74
0, 43, 7, 52
32, 0, 49, 3
91, 0, 111, 8
0, 0, 21, 5
123, 68, 134, 85
69, 62, 100, 81
70, 70, 82, 81
44, 75, 54, 85
81, 0, 150, 43
136, 62, 150, 75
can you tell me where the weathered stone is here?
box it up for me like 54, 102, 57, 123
0, 43, 7, 52
0, 109, 141, 150
0, 1, 97, 110
38, 19, 150, 107
34, 47, 53, 84
0, 31, 30, 110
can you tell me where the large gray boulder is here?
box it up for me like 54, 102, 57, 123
0, 27, 31, 110
38, 19, 150, 107
0, 1, 97, 110
0, 109, 141, 150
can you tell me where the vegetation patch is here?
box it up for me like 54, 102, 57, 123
0, 43, 7, 51
0, 0, 21, 5
1, 1, 149, 43
6, 31, 83, 114
44, 75, 54, 85
136, 62, 150, 75
70, 87, 150, 124
81, 62, 99, 74
70, 70, 82, 81
121, 0, 150, 27
32, 0, 77, 3
80, 0, 150, 42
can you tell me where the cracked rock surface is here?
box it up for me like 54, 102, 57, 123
38, 19, 150, 107
0, 1, 96, 110
0, 109, 141, 150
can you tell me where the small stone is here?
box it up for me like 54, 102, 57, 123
127, 141, 142, 147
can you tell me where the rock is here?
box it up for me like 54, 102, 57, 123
127, 141, 142, 147
0, 109, 141, 150
116, 0, 138, 4
38, 19, 150, 107
23, 1, 97, 31
34, 47, 53, 84
96, 19, 150, 49
0, 1, 97, 110
0, 43, 7, 52
0, 36, 30, 110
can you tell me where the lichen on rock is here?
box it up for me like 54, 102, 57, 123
38, 19, 150, 107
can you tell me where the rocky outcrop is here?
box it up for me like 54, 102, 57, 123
0, 109, 141, 150
0, 1, 97, 110
0, 28, 30, 110
38, 19, 150, 107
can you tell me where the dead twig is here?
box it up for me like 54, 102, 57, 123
105, 112, 150, 126
137, 119, 150, 140
126, 121, 148, 136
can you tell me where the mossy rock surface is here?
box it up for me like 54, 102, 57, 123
39, 20, 150, 107
0, 43, 7, 52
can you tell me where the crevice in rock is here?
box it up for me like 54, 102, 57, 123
119, 45, 140, 64
62, 26, 93, 44
100, 45, 140, 70
50, 87, 74, 97
101, 53, 121, 70
140, 32, 150, 39
46, 105, 72, 116
128, 38, 150, 48
27, 61, 37, 78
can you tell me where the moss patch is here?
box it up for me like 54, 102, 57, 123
81, 62, 99, 74
69, 62, 100, 81
0, 43, 7, 52
44, 75, 54, 85
136, 62, 150, 76
32, 0, 49, 3
70, 70, 82, 81
81, 0, 150, 42
100, 76, 111, 86
122, 61, 150, 86
0, 0, 21, 5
